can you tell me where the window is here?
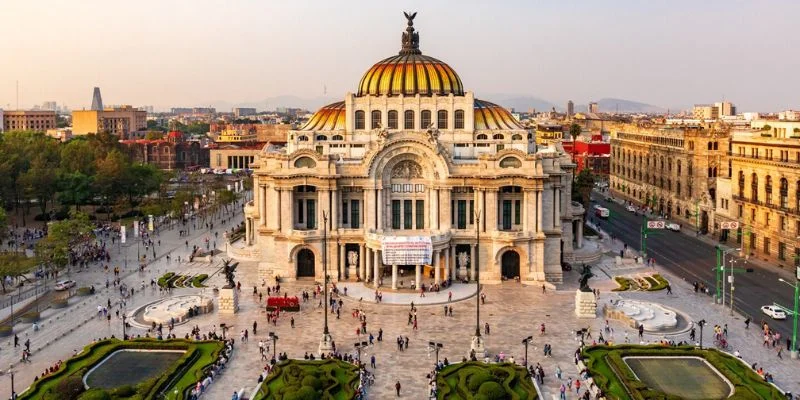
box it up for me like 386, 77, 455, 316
677, 182, 682, 197
404, 110, 414, 129
421, 110, 432, 128
388, 110, 398, 129
514, 200, 521, 225
457, 200, 467, 229
511, 134, 522, 140
437, 110, 448, 129
780, 215, 786, 231
294, 157, 317, 168
355, 110, 365, 130
454, 110, 464, 129
469, 200, 474, 224
316, 135, 327, 141
332, 134, 343, 141
391, 200, 401, 229
350, 200, 360, 229
371, 110, 381, 129
738, 204, 743, 218
341, 201, 348, 224
751, 173, 758, 201
297, 200, 304, 223
415, 200, 424, 229
688, 141, 695, 151
502, 200, 512, 230
763, 237, 770, 255
780, 178, 789, 208
765, 175, 772, 205
493, 134, 504, 140
403, 199, 413, 229
750, 208, 756, 222
477, 134, 488, 140
778, 242, 786, 261
738, 171, 745, 197
298, 135, 309, 141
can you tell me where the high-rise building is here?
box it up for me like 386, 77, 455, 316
234, 107, 257, 118
2, 110, 57, 131
693, 101, 736, 120
91, 87, 104, 111
588, 102, 598, 114
72, 105, 147, 138
41, 101, 57, 111
567, 100, 574, 117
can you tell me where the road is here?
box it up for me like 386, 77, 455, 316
590, 192, 797, 341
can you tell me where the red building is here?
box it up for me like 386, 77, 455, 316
568, 134, 610, 177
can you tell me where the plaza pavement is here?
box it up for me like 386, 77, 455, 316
2, 204, 799, 399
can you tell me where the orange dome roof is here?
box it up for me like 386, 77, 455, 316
474, 100, 523, 130
356, 13, 464, 97
300, 101, 346, 131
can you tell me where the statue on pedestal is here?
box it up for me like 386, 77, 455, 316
223, 259, 237, 289
457, 251, 470, 279
578, 264, 594, 293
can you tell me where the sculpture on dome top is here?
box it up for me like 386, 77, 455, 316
400, 12, 421, 55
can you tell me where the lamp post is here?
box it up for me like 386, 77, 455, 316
269, 332, 279, 361
697, 319, 706, 349
522, 336, 533, 366
720, 247, 740, 307
429, 341, 443, 363
184, 201, 190, 235
122, 311, 128, 340
778, 274, 799, 359
470, 209, 484, 355
354, 341, 368, 362
8, 364, 15, 400
319, 211, 334, 355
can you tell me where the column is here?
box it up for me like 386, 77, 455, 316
449, 246, 455, 280
373, 250, 380, 287
317, 189, 329, 231
439, 188, 451, 231
522, 189, 529, 233
392, 264, 398, 289
359, 244, 366, 280
280, 188, 291, 232
330, 189, 338, 232
377, 188, 384, 231
554, 187, 561, 227
577, 217, 584, 248
485, 189, 498, 232
434, 255, 441, 284
478, 189, 486, 232
430, 188, 439, 230
415, 264, 421, 288
536, 190, 543, 234
469, 244, 477, 281
339, 244, 346, 279
245, 218, 251, 245
365, 188, 376, 231
259, 185, 267, 226
443, 250, 450, 282
268, 187, 280, 230
366, 248, 372, 281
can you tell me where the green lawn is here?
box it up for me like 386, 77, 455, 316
582, 345, 787, 400
18, 338, 224, 400
253, 359, 360, 400
436, 362, 538, 400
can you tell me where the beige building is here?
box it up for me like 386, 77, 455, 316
693, 101, 736, 120
610, 122, 730, 233
729, 127, 800, 266
209, 144, 263, 169
2, 110, 56, 131
237, 16, 583, 286
72, 106, 147, 138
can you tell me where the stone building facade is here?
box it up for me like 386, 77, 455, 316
2, 110, 56, 131
120, 131, 208, 170
728, 127, 800, 266
609, 122, 730, 233
240, 16, 583, 286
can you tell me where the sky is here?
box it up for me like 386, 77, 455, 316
1, 0, 798, 112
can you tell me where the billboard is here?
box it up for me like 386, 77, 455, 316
381, 236, 433, 265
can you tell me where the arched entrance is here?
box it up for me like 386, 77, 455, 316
501, 250, 520, 280
297, 249, 315, 278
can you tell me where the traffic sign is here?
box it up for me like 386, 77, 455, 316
720, 221, 739, 230
646, 221, 666, 229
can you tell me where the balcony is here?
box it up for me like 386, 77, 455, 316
728, 151, 800, 167
731, 194, 800, 216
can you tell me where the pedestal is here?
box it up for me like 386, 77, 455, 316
574, 289, 597, 319
348, 265, 358, 281
459, 267, 468, 280
218, 287, 239, 314
318, 333, 334, 356
470, 335, 486, 357
791, 350, 798, 360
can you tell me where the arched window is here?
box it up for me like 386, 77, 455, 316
779, 178, 788, 208
477, 134, 488, 140
316, 135, 327, 141
511, 134, 522, 140
404, 110, 414, 129
387, 110, 398, 129
499, 157, 521, 168
437, 110, 448, 129
751, 173, 758, 201
355, 111, 365, 130
332, 134, 344, 141
297, 135, 309, 142
677, 160, 682, 174
454, 110, 464, 129
738, 171, 745, 197
294, 157, 317, 168
765, 175, 773, 205
492, 134, 504, 140
421, 110, 432, 128
371, 110, 381, 129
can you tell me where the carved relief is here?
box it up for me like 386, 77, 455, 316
391, 160, 423, 179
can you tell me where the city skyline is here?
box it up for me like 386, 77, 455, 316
1, 0, 799, 112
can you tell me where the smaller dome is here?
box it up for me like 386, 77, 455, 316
300, 101, 346, 131
474, 100, 523, 130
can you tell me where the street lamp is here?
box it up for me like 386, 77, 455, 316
354, 341, 368, 362
696, 319, 706, 349
429, 341, 443, 363
269, 332, 279, 361
721, 247, 740, 307
471, 209, 484, 355
8, 364, 15, 400
522, 336, 533, 366
778, 276, 799, 359
122, 312, 128, 340
319, 211, 334, 356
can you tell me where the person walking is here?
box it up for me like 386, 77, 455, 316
370, 354, 376, 369
485, 323, 490, 335
395, 380, 402, 396
559, 383, 567, 400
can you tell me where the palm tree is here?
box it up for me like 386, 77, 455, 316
568, 123, 582, 162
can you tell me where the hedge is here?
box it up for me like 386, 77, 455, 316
190, 274, 208, 288
612, 277, 631, 292
581, 345, 786, 400
157, 272, 175, 288
253, 359, 360, 400
18, 338, 224, 400
436, 361, 538, 400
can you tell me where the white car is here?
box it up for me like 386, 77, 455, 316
625, 205, 636, 213
666, 222, 681, 232
761, 305, 787, 320
54, 280, 77, 291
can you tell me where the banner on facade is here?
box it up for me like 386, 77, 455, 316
133, 222, 139, 238
381, 236, 432, 265
120, 225, 126, 244
148, 215, 154, 232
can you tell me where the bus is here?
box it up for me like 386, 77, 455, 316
593, 205, 610, 218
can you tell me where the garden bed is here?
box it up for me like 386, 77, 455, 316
157, 272, 207, 289
266, 296, 300, 312
436, 361, 538, 400
253, 359, 360, 400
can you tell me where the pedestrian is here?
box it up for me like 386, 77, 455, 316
291, 317, 295, 328
370, 354, 376, 369
542, 284, 546, 294
745, 317, 751, 329
485, 322, 490, 335
666, 284, 672, 294
777, 347, 783, 359
253, 321, 258, 335
559, 383, 566, 400
395, 380, 401, 396
575, 378, 581, 395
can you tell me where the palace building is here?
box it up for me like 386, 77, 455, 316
240, 14, 583, 286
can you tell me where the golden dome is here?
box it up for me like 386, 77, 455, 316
300, 101, 345, 131
474, 99, 524, 130
356, 13, 464, 97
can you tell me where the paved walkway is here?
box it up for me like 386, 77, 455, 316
336, 282, 477, 305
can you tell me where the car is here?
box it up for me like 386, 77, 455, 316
625, 205, 636, 213
666, 222, 681, 232
761, 305, 787, 320
54, 280, 76, 291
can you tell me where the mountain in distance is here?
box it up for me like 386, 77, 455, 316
577, 98, 666, 114
478, 93, 557, 113
205, 95, 338, 113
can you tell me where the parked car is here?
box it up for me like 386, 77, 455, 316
54, 280, 77, 291
761, 305, 787, 320
666, 222, 681, 232
625, 205, 636, 213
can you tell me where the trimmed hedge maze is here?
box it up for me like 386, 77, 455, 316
157, 272, 208, 289
254, 359, 360, 400
436, 362, 538, 400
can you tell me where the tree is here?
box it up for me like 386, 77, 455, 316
572, 168, 595, 211
125, 164, 163, 207
144, 131, 164, 140
568, 123, 582, 161
57, 172, 93, 211
93, 149, 129, 218
0, 207, 7, 242
35, 211, 95, 271
0, 252, 36, 293
19, 155, 58, 215
216, 189, 237, 212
